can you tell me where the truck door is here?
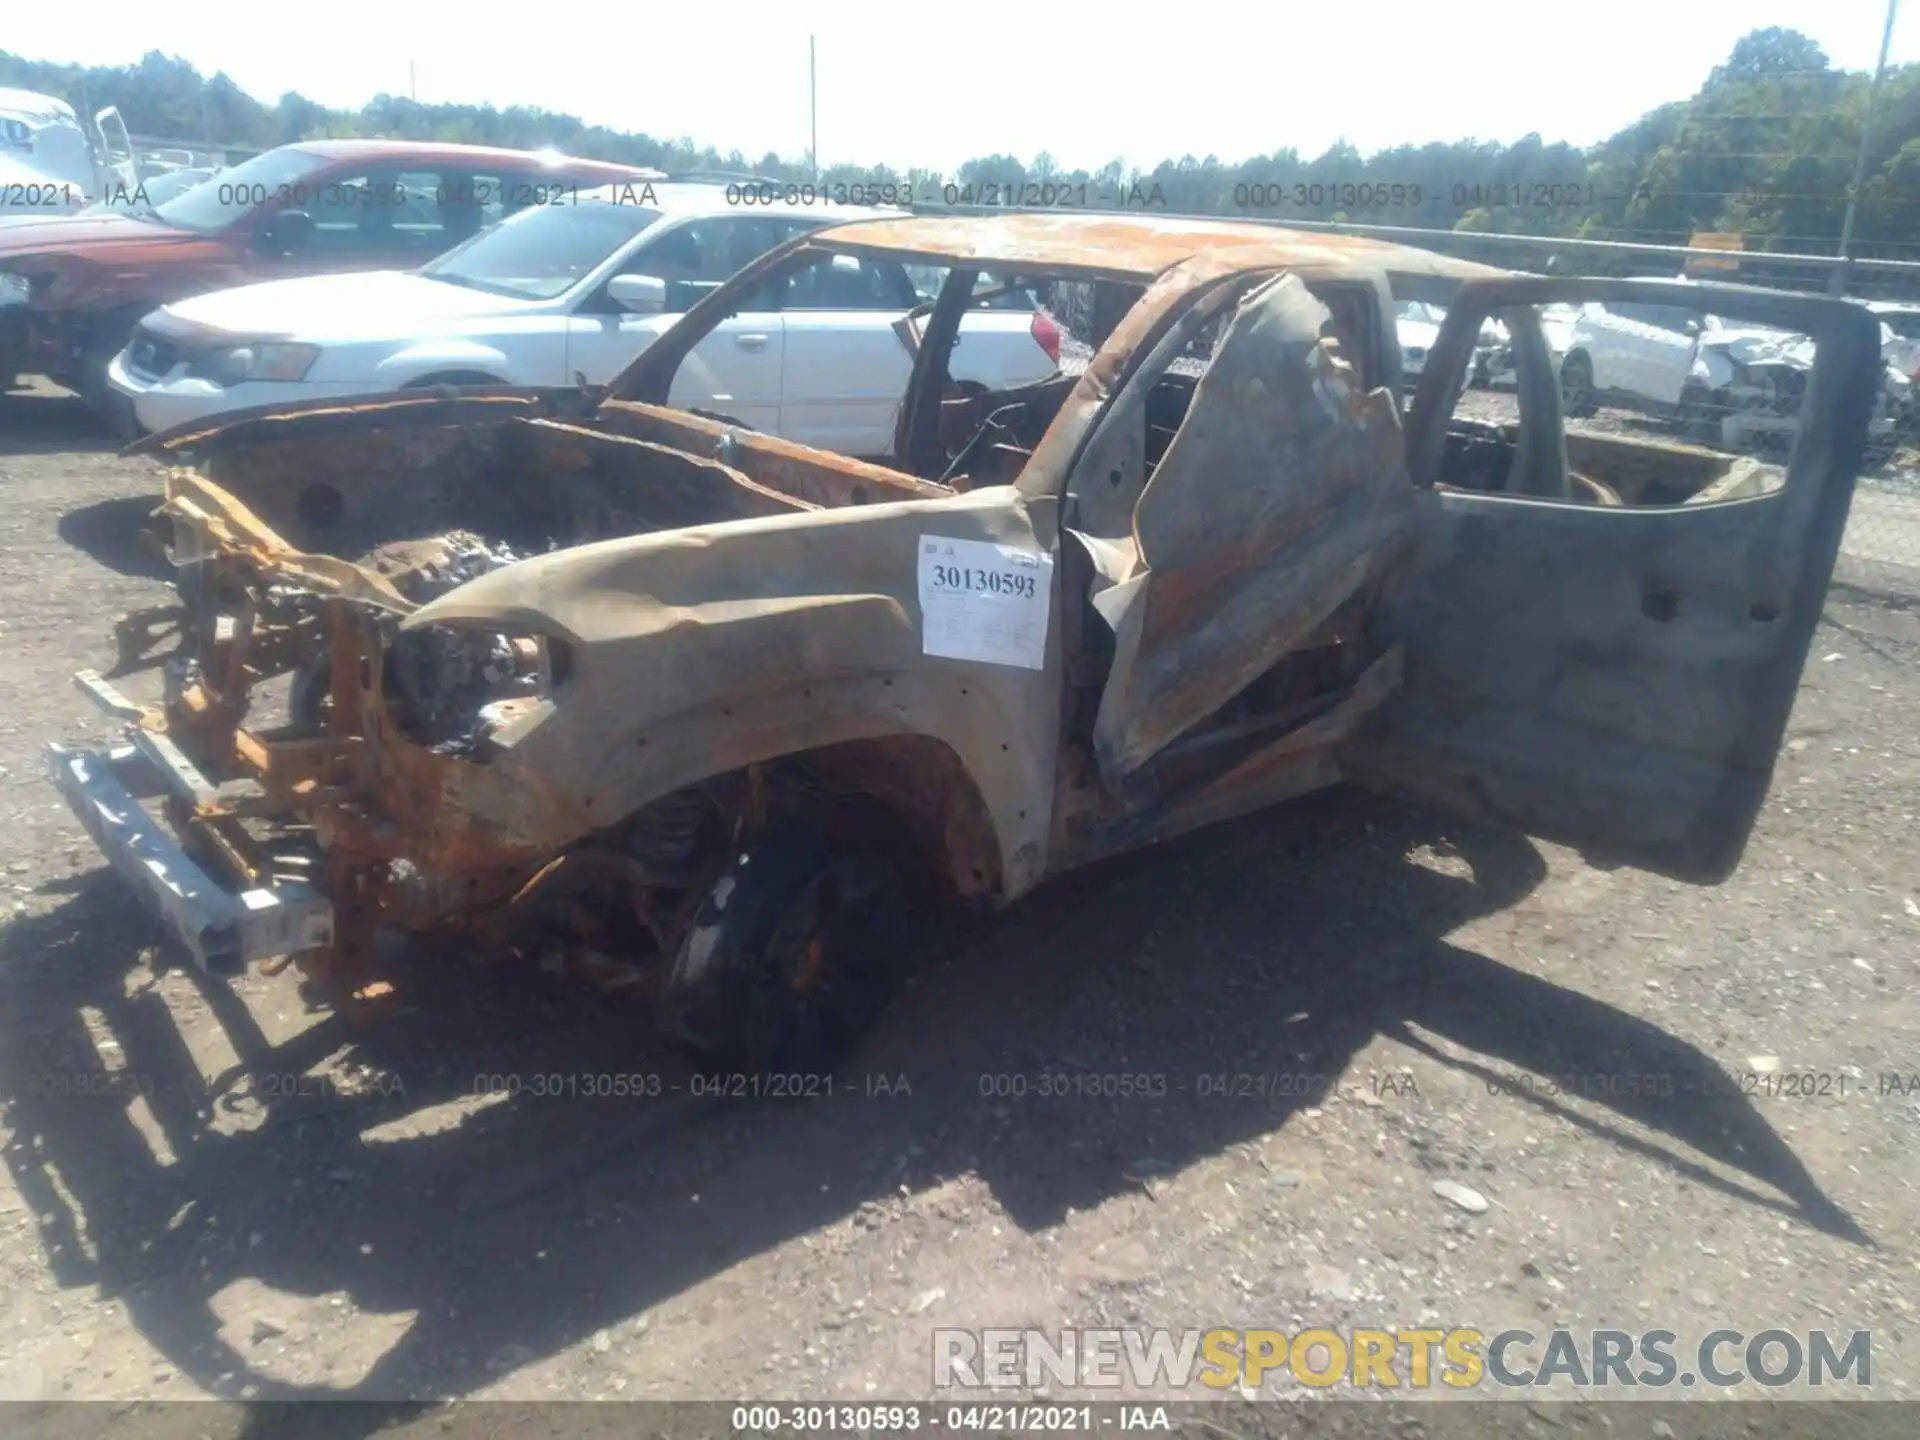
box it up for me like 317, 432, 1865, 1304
1344, 277, 1879, 882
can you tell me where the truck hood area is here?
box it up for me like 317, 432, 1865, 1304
79, 393, 1060, 996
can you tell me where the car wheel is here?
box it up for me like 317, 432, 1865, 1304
1559, 352, 1597, 418
660, 827, 913, 1078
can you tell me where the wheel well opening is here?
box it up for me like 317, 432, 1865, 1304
759, 735, 1004, 903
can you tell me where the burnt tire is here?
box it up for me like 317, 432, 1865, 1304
660, 829, 912, 1079
1559, 352, 1597, 419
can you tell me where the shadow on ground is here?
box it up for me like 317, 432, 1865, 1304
0, 388, 119, 456
0, 788, 1867, 1425
57, 493, 169, 578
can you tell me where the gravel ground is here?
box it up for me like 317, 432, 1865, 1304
2, 382, 1919, 1437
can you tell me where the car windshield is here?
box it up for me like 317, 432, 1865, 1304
418, 198, 664, 300
152, 147, 330, 232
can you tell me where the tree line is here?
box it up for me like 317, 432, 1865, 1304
4, 27, 1915, 264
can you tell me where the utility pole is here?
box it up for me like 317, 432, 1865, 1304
410, 61, 418, 103
809, 35, 819, 182
1833, 0, 1900, 294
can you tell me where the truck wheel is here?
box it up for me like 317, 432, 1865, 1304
661, 828, 911, 1078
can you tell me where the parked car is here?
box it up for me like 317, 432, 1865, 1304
1557, 280, 1903, 456
108, 183, 1063, 454
50, 218, 1879, 1079
1395, 298, 1526, 390
1394, 299, 1443, 378
0, 139, 659, 409
1468, 302, 1579, 389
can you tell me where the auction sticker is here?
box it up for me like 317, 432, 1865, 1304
917, 535, 1054, 670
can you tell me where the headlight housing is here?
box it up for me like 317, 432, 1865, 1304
0, 272, 30, 308
188, 342, 320, 386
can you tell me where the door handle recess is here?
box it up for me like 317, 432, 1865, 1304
735, 333, 769, 352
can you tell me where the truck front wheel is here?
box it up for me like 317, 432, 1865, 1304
660, 829, 912, 1078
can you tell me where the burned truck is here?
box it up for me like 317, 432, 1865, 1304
50, 215, 1882, 1075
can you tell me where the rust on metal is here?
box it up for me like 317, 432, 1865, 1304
64, 210, 1811, 1031
812, 213, 1509, 285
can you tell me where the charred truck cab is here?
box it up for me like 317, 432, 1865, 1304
51, 216, 1882, 1076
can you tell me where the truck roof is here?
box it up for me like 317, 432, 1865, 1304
808, 212, 1510, 283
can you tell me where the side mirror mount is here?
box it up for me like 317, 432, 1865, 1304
255, 209, 313, 254
608, 274, 667, 313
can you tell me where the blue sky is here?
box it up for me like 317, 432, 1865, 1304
10, 1, 1912, 173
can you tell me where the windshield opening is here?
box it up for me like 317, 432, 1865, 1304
152, 147, 331, 232
419, 200, 664, 300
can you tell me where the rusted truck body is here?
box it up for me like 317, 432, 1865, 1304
49, 215, 1881, 1072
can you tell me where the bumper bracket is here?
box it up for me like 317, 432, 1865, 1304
47, 742, 334, 976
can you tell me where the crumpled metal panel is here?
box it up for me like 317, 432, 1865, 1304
1089, 273, 1412, 786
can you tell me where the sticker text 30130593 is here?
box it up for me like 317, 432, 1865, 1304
917, 536, 1054, 671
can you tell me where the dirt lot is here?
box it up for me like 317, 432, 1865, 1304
2, 383, 1919, 1435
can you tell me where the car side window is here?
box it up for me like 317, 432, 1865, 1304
904, 264, 1042, 310
296, 171, 383, 253
781, 253, 919, 311
620, 217, 795, 313
1609, 301, 1693, 334
387, 170, 473, 253
397, 168, 508, 248
1648, 305, 1699, 336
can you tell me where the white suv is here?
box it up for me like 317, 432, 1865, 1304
1557, 281, 1904, 454
109, 182, 1063, 455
